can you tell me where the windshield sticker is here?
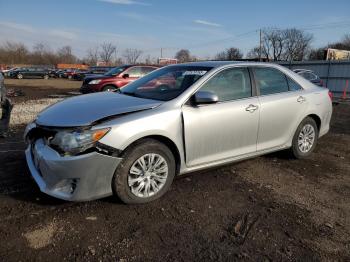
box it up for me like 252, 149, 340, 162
183, 71, 207, 76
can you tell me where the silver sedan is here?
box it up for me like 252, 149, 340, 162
24, 62, 332, 204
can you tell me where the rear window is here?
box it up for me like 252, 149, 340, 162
253, 67, 289, 96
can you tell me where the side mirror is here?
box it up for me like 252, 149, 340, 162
192, 91, 219, 105
122, 73, 129, 79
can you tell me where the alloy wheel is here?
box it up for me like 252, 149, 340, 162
298, 124, 315, 153
128, 153, 168, 198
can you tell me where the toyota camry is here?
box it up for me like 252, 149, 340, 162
24, 62, 332, 204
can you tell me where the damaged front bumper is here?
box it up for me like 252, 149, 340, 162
25, 138, 122, 201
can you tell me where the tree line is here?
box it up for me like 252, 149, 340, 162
1, 28, 350, 66
175, 29, 350, 63
0, 41, 146, 66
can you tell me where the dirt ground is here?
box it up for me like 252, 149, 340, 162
0, 79, 349, 261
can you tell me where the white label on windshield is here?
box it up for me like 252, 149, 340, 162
183, 71, 207, 76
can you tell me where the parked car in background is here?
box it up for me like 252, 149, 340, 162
69, 69, 90, 81
3, 67, 19, 78
25, 62, 332, 203
293, 69, 323, 87
48, 69, 60, 78
60, 69, 75, 79
72, 69, 90, 81
1, 67, 12, 76
10, 68, 50, 79
88, 66, 115, 75
80, 65, 159, 93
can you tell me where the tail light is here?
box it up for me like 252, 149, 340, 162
328, 91, 333, 100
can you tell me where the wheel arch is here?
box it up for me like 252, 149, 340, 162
101, 83, 119, 90
121, 135, 181, 175
306, 113, 321, 131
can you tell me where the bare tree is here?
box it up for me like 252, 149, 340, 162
215, 47, 243, 60
246, 46, 262, 59
99, 42, 117, 63
85, 46, 99, 66
343, 34, 350, 48
308, 47, 326, 60
261, 29, 285, 61
175, 49, 192, 63
0, 41, 29, 64
283, 28, 313, 61
123, 48, 143, 64
57, 45, 77, 63
31, 42, 58, 65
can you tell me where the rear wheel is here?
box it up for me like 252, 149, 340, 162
290, 117, 318, 159
102, 85, 117, 92
112, 139, 176, 204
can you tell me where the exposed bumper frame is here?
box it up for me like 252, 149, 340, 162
25, 139, 122, 201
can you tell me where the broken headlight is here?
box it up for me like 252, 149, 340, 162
50, 128, 110, 155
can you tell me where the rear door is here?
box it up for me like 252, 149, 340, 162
252, 67, 308, 151
182, 67, 260, 167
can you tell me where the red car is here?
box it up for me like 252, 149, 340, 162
80, 65, 158, 93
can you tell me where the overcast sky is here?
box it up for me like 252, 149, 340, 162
0, 0, 350, 59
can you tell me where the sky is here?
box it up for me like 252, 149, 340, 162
0, 0, 350, 60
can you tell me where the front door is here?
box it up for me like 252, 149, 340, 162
182, 67, 260, 167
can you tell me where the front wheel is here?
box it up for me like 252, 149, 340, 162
17, 74, 23, 79
112, 139, 176, 204
290, 117, 318, 159
102, 85, 117, 92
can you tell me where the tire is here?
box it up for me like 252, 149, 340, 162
112, 139, 176, 204
290, 117, 318, 159
102, 85, 117, 92
17, 74, 23, 79
43, 75, 49, 80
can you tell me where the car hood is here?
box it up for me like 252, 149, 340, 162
84, 75, 110, 81
36, 92, 162, 127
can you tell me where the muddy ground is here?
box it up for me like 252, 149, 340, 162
0, 79, 349, 261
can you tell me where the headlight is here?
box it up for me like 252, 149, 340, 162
50, 128, 110, 155
89, 79, 101, 85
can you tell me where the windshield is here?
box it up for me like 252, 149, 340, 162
120, 66, 212, 101
105, 66, 129, 76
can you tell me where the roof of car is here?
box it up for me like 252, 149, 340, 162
171, 61, 284, 68
177, 61, 242, 67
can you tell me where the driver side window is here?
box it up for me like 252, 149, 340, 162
125, 67, 142, 77
199, 67, 252, 102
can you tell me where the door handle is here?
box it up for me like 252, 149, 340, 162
297, 96, 306, 103
245, 104, 259, 113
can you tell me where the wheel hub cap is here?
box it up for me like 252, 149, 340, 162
298, 124, 315, 153
128, 153, 168, 198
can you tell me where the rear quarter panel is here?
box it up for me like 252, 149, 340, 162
303, 87, 332, 137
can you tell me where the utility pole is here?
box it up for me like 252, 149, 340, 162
259, 29, 262, 62
160, 48, 163, 58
